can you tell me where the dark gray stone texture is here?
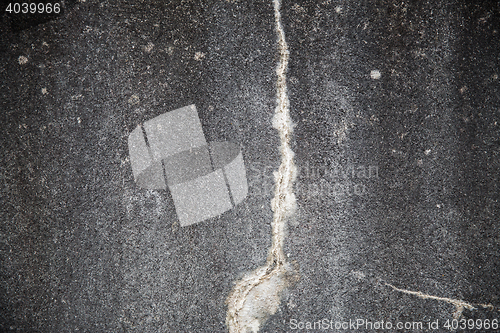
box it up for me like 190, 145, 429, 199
1, 0, 499, 332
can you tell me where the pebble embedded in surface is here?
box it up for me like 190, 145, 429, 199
18, 56, 28, 65
370, 70, 381, 80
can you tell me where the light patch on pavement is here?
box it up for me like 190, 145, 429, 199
370, 69, 381, 80
18, 55, 28, 65
194, 52, 206, 61
144, 42, 154, 53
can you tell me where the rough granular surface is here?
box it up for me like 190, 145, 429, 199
1, 1, 499, 332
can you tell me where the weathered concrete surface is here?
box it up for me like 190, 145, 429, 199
1, 1, 499, 332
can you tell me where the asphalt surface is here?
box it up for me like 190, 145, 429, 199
1, 1, 499, 332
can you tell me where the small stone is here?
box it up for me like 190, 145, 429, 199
18, 56, 28, 65
128, 94, 140, 105
194, 52, 206, 61
144, 42, 154, 53
370, 70, 381, 80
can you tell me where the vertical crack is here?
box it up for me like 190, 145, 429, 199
225, 0, 298, 332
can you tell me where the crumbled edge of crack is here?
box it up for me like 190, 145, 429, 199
226, 262, 300, 333
225, 0, 299, 332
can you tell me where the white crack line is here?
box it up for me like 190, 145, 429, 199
385, 283, 476, 319
353, 273, 500, 319
225, 0, 298, 332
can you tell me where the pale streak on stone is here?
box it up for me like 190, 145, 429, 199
225, 0, 297, 332
357, 273, 499, 319
385, 283, 476, 319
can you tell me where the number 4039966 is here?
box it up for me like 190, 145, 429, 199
6, 3, 61, 14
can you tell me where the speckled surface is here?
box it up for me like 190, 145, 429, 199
1, 1, 499, 332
